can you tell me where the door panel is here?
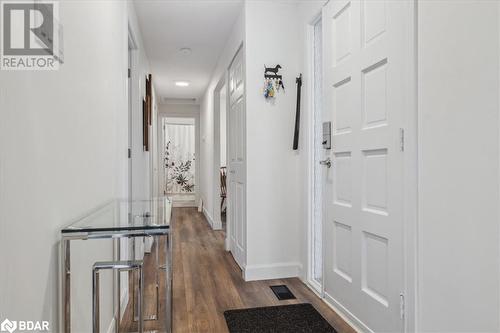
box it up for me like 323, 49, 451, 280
322, 1, 409, 331
227, 47, 246, 269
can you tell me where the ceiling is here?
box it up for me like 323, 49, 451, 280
133, 0, 243, 103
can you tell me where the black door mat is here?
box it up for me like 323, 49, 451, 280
270, 285, 296, 300
224, 303, 337, 333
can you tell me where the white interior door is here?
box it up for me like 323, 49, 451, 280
227, 47, 246, 269
322, 1, 410, 331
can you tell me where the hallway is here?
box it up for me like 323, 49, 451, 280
2, 1, 500, 332
171, 208, 354, 333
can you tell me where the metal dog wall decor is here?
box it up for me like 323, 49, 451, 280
263, 64, 285, 99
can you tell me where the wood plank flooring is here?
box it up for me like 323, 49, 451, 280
123, 207, 355, 333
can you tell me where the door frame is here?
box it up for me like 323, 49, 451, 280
402, 1, 418, 331
305, 11, 325, 296
158, 112, 200, 206
225, 43, 246, 260
212, 74, 228, 231
119, 22, 138, 322
127, 24, 138, 205
304, 2, 418, 332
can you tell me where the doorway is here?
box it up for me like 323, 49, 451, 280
220, 86, 227, 232
213, 76, 228, 232
127, 31, 137, 207
163, 117, 197, 207
226, 46, 246, 268
307, 15, 324, 295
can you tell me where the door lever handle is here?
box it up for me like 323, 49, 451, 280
319, 158, 332, 168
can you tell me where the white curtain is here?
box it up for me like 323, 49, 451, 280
164, 122, 196, 194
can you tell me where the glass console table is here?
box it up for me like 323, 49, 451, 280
60, 198, 172, 333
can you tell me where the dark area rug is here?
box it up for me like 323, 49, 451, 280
223, 303, 337, 333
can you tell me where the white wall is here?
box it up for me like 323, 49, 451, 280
199, 9, 244, 224
195, 0, 323, 280
295, 0, 326, 284
418, 1, 500, 331
0, 1, 153, 331
129, 1, 156, 201
244, 0, 324, 280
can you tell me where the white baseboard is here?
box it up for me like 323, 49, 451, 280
323, 292, 371, 333
213, 217, 222, 230
202, 207, 222, 230
243, 262, 302, 281
172, 201, 197, 208
203, 207, 214, 227
298, 264, 306, 281
144, 236, 153, 253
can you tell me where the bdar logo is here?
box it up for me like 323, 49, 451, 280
0, 319, 17, 333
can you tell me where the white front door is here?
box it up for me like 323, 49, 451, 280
322, 1, 410, 331
227, 47, 246, 269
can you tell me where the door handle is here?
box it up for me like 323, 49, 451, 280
319, 158, 332, 168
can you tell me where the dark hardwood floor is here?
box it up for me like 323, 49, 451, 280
122, 207, 354, 333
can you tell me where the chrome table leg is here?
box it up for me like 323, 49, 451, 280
93, 261, 144, 333
61, 238, 71, 333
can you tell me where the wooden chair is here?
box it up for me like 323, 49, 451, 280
220, 167, 227, 212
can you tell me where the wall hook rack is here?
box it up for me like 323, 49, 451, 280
263, 64, 285, 98
264, 64, 283, 80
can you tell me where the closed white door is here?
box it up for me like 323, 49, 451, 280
227, 47, 246, 269
322, 1, 410, 331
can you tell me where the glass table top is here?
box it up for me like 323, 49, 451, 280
61, 197, 171, 234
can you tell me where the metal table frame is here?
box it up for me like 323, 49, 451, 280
93, 260, 144, 333
60, 211, 172, 333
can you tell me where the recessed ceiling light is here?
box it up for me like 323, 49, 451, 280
179, 48, 192, 56
175, 81, 190, 87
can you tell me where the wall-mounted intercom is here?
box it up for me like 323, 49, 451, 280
322, 121, 331, 149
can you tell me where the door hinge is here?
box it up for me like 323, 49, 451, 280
399, 128, 405, 152
128, 68, 131, 78
400, 293, 405, 320
128, 148, 132, 159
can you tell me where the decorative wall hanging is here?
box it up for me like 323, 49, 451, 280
263, 64, 285, 99
146, 74, 152, 125
293, 73, 302, 150
143, 74, 153, 151
142, 98, 148, 151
